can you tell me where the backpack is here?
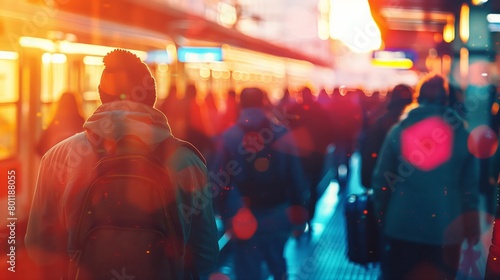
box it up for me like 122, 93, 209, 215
235, 120, 289, 209
69, 135, 203, 280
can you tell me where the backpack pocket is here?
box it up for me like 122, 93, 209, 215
70, 226, 180, 280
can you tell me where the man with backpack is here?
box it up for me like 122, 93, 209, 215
211, 87, 309, 280
25, 49, 219, 279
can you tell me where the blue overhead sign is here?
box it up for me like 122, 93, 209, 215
372, 49, 417, 62
177, 47, 223, 63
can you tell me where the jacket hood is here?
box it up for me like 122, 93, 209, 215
402, 104, 466, 129
83, 100, 171, 147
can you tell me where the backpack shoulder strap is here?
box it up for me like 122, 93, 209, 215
157, 136, 206, 165
87, 135, 205, 165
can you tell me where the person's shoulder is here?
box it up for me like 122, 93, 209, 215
166, 138, 206, 167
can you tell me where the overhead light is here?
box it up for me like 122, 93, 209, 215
487, 14, 500, 23
329, 0, 382, 53
472, 0, 488, 5
19, 36, 147, 59
460, 4, 470, 43
0, 51, 19, 60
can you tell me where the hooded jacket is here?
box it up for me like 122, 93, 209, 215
211, 107, 309, 229
25, 100, 219, 278
372, 104, 480, 245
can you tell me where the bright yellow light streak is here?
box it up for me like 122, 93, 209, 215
460, 47, 469, 86
460, 4, 470, 43
20, 37, 55, 52
83, 56, 104, 65
318, 0, 330, 40
371, 58, 413, 69
167, 44, 177, 61
42, 53, 67, 64
59, 41, 147, 60
472, 0, 488, 6
19, 36, 147, 59
443, 15, 455, 43
0, 51, 18, 60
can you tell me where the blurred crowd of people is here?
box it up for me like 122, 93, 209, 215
35, 69, 500, 279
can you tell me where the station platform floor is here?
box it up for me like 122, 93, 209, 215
210, 152, 494, 280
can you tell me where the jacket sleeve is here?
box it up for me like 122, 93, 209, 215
371, 128, 399, 222
25, 154, 69, 272
171, 147, 219, 276
460, 146, 481, 241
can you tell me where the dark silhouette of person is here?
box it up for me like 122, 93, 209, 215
360, 84, 413, 189
183, 83, 214, 159
25, 49, 219, 280
211, 87, 308, 280
372, 74, 480, 280
36, 92, 85, 156
485, 96, 500, 278
158, 85, 186, 139
219, 88, 239, 133
329, 87, 364, 191
287, 86, 335, 234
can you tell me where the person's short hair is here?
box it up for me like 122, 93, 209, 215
416, 74, 449, 105
240, 87, 264, 108
388, 84, 413, 110
98, 49, 156, 106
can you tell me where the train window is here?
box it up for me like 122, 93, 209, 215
0, 51, 19, 160
40, 53, 68, 128
0, 53, 19, 102
41, 53, 68, 103
82, 57, 105, 118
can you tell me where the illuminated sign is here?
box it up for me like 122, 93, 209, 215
145, 50, 172, 64
177, 47, 223, 63
371, 49, 417, 69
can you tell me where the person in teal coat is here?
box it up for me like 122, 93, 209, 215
372, 74, 481, 280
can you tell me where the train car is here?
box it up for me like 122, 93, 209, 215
0, 0, 335, 226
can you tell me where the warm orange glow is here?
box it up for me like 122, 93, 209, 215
329, 0, 382, 53
472, 0, 488, 6
0, 51, 18, 60
443, 15, 455, 43
19, 36, 147, 59
468, 125, 498, 159
441, 54, 452, 76
460, 4, 470, 43
460, 47, 469, 88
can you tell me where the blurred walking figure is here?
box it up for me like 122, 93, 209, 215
360, 84, 413, 189
184, 83, 215, 159
219, 88, 239, 133
36, 91, 85, 156
372, 74, 481, 280
25, 49, 218, 279
329, 87, 364, 191
211, 87, 309, 280
287, 86, 335, 234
